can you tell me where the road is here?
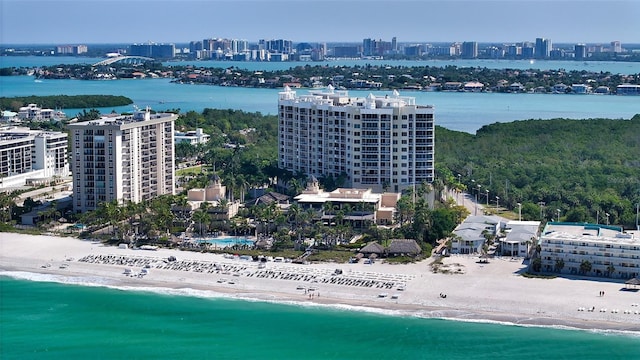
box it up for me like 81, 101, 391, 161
13, 179, 73, 207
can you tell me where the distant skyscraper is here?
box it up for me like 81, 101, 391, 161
611, 41, 622, 53
260, 39, 292, 54
535, 38, 552, 59
56, 45, 87, 55
574, 43, 587, 60
363, 38, 374, 56
130, 42, 175, 59
461, 41, 478, 59
521, 43, 534, 59
391, 37, 397, 52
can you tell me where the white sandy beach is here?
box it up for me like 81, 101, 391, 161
2, 232, 640, 333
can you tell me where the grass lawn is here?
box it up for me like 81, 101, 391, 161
176, 164, 203, 176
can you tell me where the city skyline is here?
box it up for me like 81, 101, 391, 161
2, 0, 639, 45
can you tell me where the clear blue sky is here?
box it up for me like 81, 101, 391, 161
2, 0, 639, 45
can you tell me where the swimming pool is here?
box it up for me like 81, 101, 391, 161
198, 237, 255, 248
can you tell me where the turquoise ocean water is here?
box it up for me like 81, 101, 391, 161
1, 274, 639, 360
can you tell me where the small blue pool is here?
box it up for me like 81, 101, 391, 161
198, 237, 254, 248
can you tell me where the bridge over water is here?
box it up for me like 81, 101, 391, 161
93, 56, 155, 66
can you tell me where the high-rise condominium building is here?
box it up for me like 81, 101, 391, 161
69, 108, 177, 213
611, 41, 622, 53
129, 42, 175, 59
535, 38, 552, 59
461, 41, 478, 59
278, 86, 435, 193
574, 44, 587, 60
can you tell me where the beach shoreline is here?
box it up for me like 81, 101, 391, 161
2, 233, 639, 334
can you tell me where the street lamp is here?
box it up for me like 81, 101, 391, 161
517, 202, 522, 221
475, 192, 478, 216
456, 174, 462, 204
636, 203, 639, 230
485, 189, 489, 207
496, 196, 500, 209
538, 201, 545, 220
605, 212, 610, 225
556, 209, 561, 222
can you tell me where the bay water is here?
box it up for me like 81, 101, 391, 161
1, 75, 638, 134
1, 275, 638, 360
3, 56, 640, 74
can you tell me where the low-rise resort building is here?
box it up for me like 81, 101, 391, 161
539, 222, 640, 279
294, 177, 400, 227
0, 126, 69, 188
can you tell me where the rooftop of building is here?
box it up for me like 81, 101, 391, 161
69, 107, 177, 127
502, 220, 541, 244
542, 222, 637, 244
0, 126, 67, 141
279, 85, 434, 109
295, 187, 385, 203
453, 215, 504, 241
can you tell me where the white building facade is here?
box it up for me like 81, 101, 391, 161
278, 86, 435, 193
499, 220, 540, 258
0, 127, 69, 188
539, 223, 640, 279
69, 108, 177, 212
451, 215, 502, 254
18, 104, 66, 121
174, 128, 210, 145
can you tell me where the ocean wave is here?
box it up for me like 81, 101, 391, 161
3, 271, 639, 338
428, 314, 640, 338
1, 271, 116, 287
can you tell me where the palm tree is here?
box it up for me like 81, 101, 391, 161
288, 178, 301, 196
0, 191, 18, 224
192, 209, 210, 236
395, 195, 414, 225
234, 174, 249, 204
322, 201, 334, 217
531, 257, 542, 272
554, 259, 565, 273
154, 201, 174, 236
288, 203, 301, 228
605, 264, 616, 277
102, 199, 121, 237
174, 195, 190, 223
579, 260, 592, 276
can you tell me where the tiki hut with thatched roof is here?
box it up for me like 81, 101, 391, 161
624, 277, 640, 290
359, 241, 386, 258
388, 239, 422, 257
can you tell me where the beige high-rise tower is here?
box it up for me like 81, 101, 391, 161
69, 108, 177, 212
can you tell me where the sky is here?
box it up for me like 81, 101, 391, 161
2, 0, 639, 45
